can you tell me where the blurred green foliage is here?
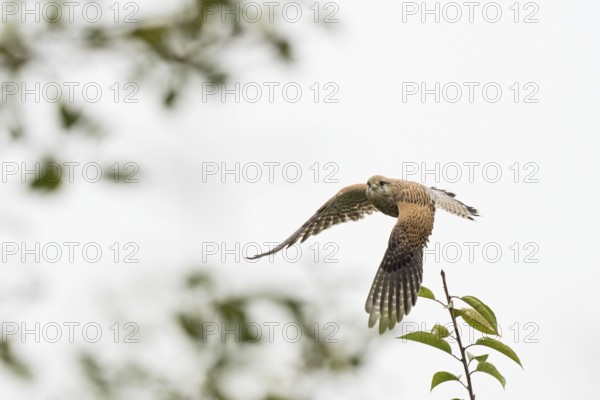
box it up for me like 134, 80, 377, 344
0, 341, 32, 379
0, 0, 312, 193
75, 272, 369, 400
0, 3, 365, 398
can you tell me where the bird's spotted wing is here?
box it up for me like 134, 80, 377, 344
247, 184, 378, 260
428, 187, 479, 220
365, 201, 435, 334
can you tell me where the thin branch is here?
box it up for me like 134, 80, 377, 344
441, 270, 476, 400
451, 354, 463, 363
433, 299, 447, 308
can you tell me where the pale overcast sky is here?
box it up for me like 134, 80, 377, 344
1, 1, 599, 399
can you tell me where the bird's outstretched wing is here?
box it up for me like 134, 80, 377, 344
247, 184, 377, 260
365, 200, 435, 334
428, 187, 479, 220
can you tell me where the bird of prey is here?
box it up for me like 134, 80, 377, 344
248, 175, 478, 334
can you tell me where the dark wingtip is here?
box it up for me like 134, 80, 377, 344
465, 206, 480, 221
467, 206, 480, 217
246, 243, 289, 260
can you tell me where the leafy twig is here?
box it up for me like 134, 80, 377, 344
398, 270, 523, 398
441, 269, 476, 400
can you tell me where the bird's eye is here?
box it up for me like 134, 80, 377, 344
379, 180, 386, 186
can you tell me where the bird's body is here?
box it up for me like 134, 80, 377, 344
248, 175, 478, 333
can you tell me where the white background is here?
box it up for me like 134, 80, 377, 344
1, 1, 599, 399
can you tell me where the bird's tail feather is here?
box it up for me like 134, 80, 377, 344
428, 187, 479, 220
365, 250, 423, 334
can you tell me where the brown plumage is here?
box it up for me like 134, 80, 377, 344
247, 184, 377, 259
248, 175, 478, 333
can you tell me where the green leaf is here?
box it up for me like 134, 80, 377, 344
460, 296, 497, 330
475, 337, 523, 368
468, 352, 489, 362
30, 158, 62, 192
431, 324, 450, 338
456, 308, 499, 335
398, 331, 452, 354
0, 341, 32, 379
475, 361, 506, 388
130, 26, 167, 51
418, 286, 436, 300
59, 104, 81, 129
163, 88, 178, 108
431, 371, 460, 391
474, 354, 489, 362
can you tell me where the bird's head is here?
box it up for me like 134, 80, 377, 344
367, 175, 393, 195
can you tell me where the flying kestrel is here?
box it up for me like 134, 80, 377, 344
248, 175, 478, 333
